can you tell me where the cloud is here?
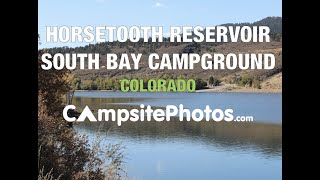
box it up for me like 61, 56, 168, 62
154, 2, 165, 8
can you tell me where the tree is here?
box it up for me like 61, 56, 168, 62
208, 76, 221, 86
208, 76, 214, 85
194, 78, 207, 90
38, 50, 93, 179
72, 78, 81, 90
38, 50, 125, 179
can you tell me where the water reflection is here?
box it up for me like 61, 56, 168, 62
76, 118, 281, 158
73, 91, 282, 123
73, 92, 282, 180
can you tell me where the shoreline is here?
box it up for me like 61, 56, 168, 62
194, 87, 282, 93
74, 73, 282, 94
75, 82, 281, 94
74, 88, 282, 94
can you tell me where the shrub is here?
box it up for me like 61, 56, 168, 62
81, 80, 97, 90
253, 77, 262, 89
237, 75, 253, 87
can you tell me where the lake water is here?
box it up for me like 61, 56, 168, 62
73, 91, 282, 180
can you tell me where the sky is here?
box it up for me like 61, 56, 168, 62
38, 0, 281, 48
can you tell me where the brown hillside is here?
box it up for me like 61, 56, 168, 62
73, 41, 282, 83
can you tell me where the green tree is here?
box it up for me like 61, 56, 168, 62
194, 78, 207, 90
72, 78, 81, 90
208, 76, 221, 86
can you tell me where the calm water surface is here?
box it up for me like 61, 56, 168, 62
73, 91, 282, 180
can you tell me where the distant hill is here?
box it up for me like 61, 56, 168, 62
220, 17, 282, 34
44, 17, 282, 91
46, 16, 282, 55
253, 17, 282, 34
215, 17, 282, 42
